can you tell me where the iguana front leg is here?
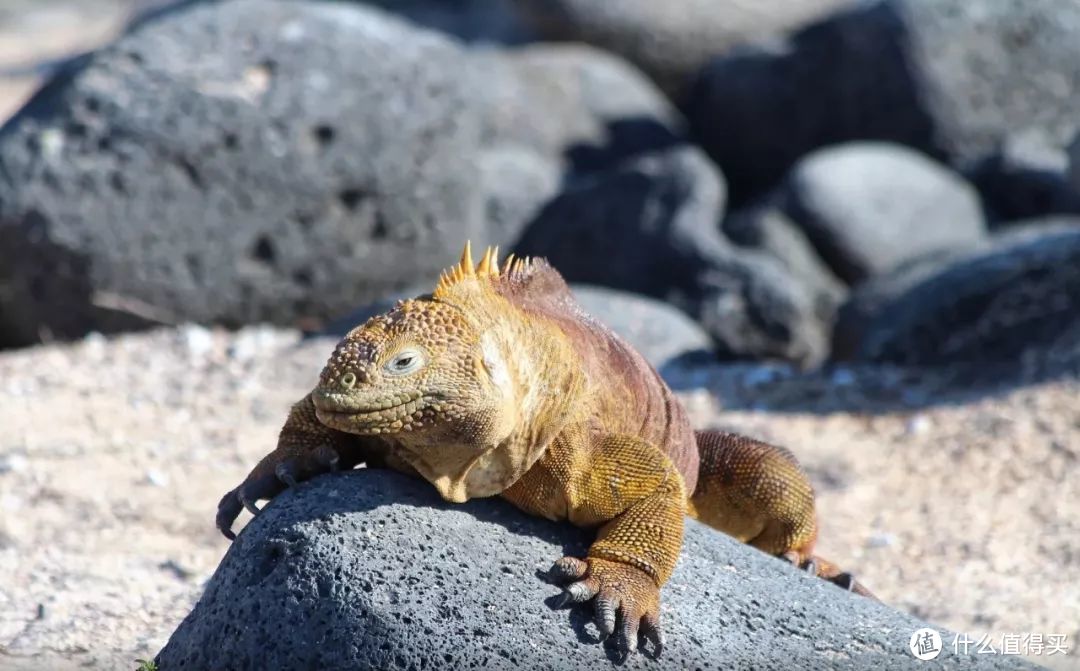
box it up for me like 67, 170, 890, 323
504, 430, 687, 655
216, 393, 373, 539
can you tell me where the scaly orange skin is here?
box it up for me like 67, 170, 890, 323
217, 243, 873, 655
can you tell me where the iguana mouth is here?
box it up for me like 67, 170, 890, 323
313, 389, 431, 433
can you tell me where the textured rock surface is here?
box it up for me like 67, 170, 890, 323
155, 469, 1028, 670
832, 221, 1080, 364
0, 0, 678, 348
781, 143, 986, 283
515, 146, 830, 366
687, 0, 1080, 201
0, 0, 487, 346
511, 0, 851, 98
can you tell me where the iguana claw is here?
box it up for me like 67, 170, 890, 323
275, 460, 300, 487
781, 552, 871, 596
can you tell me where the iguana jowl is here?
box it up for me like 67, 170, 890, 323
217, 242, 873, 654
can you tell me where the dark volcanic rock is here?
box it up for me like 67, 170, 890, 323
514, 146, 830, 366
1069, 134, 1080, 194
0, 0, 678, 348
968, 131, 1080, 225
687, 0, 1080, 202
833, 221, 1080, 364
781, 143, 986, 283
155, 469, 1028, 670
722, 204, 847, 323
510, 0, 851, 99
358, 0, 535, 44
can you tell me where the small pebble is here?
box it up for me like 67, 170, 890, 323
0, 454, 28, 474
180, 324, 214, 358
866, 531, 898, 549
146, 469, 170, 487
905, 415, 931, 435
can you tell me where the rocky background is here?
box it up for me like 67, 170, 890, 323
0, 0, 1078, 669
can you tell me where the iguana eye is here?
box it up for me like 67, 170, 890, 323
385, 348, 424, 376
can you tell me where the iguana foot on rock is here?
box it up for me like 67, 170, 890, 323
784, 554, 874, 598
215, 242, 875, 653
217, 395, 364, 539
217, 443, 343, 537
549, 556, 664, 656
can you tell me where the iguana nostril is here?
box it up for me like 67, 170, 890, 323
340, 372, 357, 389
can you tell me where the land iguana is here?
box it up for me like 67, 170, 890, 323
217, 242, 873, 655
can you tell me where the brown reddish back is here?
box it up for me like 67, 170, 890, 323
494, 260, 700, 492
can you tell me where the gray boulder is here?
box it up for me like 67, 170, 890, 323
0, 0, 678, 348
471, 44, 683, 177
687, 0, 1080, 201
781, 143, 986, 283
569, 285, 715, 367
514, 146, 830, 366
510, 0, 852, 99
155, 469, 1028, 670
832, 221, 1080, 364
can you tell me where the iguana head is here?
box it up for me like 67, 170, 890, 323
312, 242, 572, 502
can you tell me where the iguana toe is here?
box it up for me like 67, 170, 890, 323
274, 459, 301, 487
640, 612, 664, 656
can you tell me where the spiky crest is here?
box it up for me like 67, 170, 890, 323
432, 241, 536, 299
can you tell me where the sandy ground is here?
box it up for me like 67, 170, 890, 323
0, 325, 1077, 670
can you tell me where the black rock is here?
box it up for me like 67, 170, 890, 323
155, 469, 1028, 670
832, 221, 1080, 364
781, 143, 986, 284
686, 0, 1080, 202
358, 0, 535, 44
510, 0, 850, 99
514, 146, 830, 366
967, 131, 1080, 225
722, 203, 847, 323
1069, 134, 1080, 194
0, 0, 679, 348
